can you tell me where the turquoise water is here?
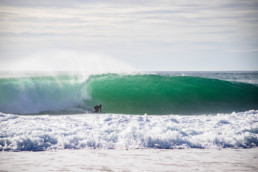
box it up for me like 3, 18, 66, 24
0, 72, 258, 115
86, 74, 258, 114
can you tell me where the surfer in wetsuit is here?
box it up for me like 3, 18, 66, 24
94, 104, 102, 113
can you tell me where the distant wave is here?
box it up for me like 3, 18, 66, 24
0, 74, 258, 115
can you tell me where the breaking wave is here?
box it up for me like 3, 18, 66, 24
0, 74, 258, 115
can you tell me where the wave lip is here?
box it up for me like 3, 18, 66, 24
0, 110, 258, 151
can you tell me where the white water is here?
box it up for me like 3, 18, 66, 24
1, 110, 258, 151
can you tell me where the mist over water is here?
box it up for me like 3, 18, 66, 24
2, 51, 134, 74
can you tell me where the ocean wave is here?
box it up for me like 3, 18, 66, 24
0, 110, 258, 151
0, 74, 258, 115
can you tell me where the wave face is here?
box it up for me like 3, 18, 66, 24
0, 74, 258, 115
87, 74, 258, 114
1, 110, 258, 151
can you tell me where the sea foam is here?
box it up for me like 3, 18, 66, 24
1, 110, 258, 151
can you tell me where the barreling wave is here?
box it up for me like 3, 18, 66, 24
0, 74, 258, 115
87, 74, 258, 114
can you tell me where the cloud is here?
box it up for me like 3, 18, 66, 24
0, 0, 258, 71
1, 0, 257, 42
228, 49, 258, 53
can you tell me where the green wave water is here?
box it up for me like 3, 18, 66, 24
0, 74, 258, 115
86, 74, 258, 114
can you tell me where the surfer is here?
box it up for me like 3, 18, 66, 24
94, 104, 102, 113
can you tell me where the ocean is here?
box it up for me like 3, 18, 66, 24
0, 71, 258, 171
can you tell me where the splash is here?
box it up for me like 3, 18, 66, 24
3, 50, 133, 75
0, 110, 258, 151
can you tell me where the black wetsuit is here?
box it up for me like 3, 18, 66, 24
94, 105, 102, 112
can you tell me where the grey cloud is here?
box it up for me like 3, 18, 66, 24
219, 1, 258, 9
0, 0, 157, 8
0, 0, 258, 71
0, 0, 91, 8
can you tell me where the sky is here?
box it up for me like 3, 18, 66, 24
0, 0, 258, 72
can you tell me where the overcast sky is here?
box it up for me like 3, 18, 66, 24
0, 0, 258, 72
